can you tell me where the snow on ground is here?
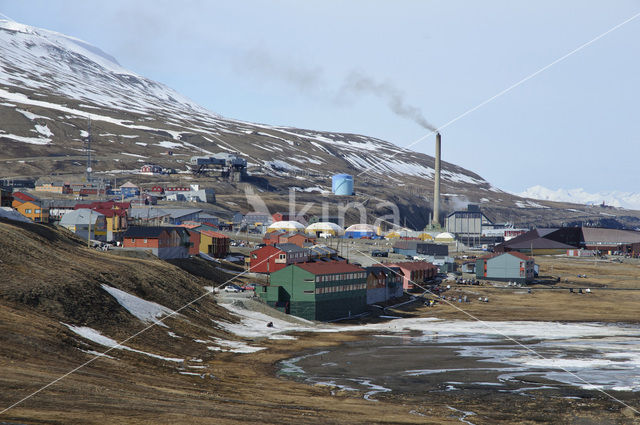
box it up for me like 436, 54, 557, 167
16, 108, 49, 120
101, 284, 175, 328
0, 132, 50, 145
215, 301, 314, 340
155, 141, 183, 149
64, 324, 183, 362
121, 152, 148, 158
207, 337, 265, 353
266, 159, 302, 172
290, 186, 331, 194
34, 123, 53, 137
80, 349, 115, 359
217, 300, 640, 343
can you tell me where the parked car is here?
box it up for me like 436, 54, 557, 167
241, 283, 258, 291
371, 249, 388, 257
224, 284, 243, 293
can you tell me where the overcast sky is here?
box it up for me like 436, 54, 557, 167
2, 1, 639, 193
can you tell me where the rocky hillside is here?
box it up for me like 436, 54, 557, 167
1, 17, 640, 229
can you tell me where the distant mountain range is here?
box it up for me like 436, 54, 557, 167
1, 16, 639, 228
518, 186, 640, 211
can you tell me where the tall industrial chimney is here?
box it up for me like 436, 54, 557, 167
433, 132, 441, 227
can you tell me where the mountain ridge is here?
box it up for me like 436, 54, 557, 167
2, 17, 640, 229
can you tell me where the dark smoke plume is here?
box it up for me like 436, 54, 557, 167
338, 70, 437, 131
234, 50, 436, 131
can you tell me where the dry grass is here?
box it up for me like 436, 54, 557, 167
1, 220, 639, 424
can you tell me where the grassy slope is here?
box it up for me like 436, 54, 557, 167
0, 219, 462, 425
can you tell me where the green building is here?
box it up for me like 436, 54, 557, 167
258, 262, 367, 321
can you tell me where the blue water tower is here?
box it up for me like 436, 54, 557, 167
332, 174, 354, 196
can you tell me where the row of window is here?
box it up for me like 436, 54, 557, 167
24, 209, 42, 214
315, 283, 366, 294
316, 272, 366, 282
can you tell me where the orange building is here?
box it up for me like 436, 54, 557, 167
14, 200, 49, 223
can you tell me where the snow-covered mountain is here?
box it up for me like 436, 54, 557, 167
518, 185, 640, 211
0, 16, 488, 188
0, 18, 209, 118
2, 17, 640, 227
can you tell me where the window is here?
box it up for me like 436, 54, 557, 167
131, 238, 135, 243
25, 209, 32, 214
279, 254, 286, 260
143, 238, 148, 244
304, 290, 314, 294
35, 209, 40, 213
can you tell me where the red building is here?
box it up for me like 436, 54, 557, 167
150, 186, 165, 194
249, 243, 310, 273
141, 164, 162, 175
199, 230, 230, 258
272, 212, 291, 222
279, 232, 316, 247
263, 230, 286, 246
187, 229, 200, 256
262, 231, 315, 248
166, 186, 190, 192
122, 227, 190, 259
383, 261, 438, 290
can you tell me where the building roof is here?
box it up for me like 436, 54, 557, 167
263, 230, 285, 241
296, 262, 364, 275
75, 201, 130, 210
0, 207, 31, 222
200, 230, 229, 239
365, 265, 402, 276
44, 199, 82, 208
281, 231, 312, 239
308, 244, 338, 256
60, 209, 105, 226
384, 261, 437, 271
130, 207, 170, 220
274, 243, 309, 253
267, 220, 305, 231
160, 208, 203, 219
124, 226, 173, 238
481, 251, 533, 261
12, 192, 38, 202
179, 223, 201, 229
497, 228, 577, 250
581, 227, 640, 244
120, 181, 138, 188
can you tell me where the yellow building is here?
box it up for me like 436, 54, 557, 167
14, 201, 49, 223
35, 182, 72, 194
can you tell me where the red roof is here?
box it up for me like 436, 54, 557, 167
13, 192, 36, 202
296, 262, 364, 275
200, 230, 229, 239
179, 223, 201, 229
75, 201, 130, 211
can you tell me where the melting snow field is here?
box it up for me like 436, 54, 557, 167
63, 324, 182, 362
273, 319, 640, 401
101, 284, 175, 327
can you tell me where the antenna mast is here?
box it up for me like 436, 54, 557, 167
85, 116, 93, 183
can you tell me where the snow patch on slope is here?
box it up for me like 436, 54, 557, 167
64, 324, 183, 362
101, 284, 175, 327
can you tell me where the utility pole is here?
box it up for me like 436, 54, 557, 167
87, 210, 92, 248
